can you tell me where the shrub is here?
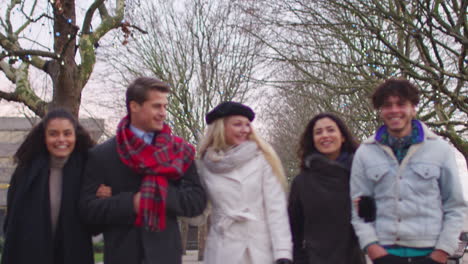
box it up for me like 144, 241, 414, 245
93, 241, 104, 253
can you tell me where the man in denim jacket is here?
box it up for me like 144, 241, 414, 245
350, 79, 466, 264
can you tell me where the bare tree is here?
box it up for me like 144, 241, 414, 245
261, 67, 375, 180
237, 0, 468, 162
0, 0, 142, 117
104, 0, 264, 143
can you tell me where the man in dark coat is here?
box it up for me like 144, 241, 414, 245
80, 77, 207, 264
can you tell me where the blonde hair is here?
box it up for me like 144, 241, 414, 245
198, 118, 288, 191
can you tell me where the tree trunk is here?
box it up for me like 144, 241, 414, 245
49, 0, 82, 117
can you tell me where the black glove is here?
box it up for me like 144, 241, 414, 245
373, 254, 401, 264
275, 258, 293, 264
358, 195, 376, 222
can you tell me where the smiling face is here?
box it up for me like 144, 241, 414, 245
379, 95, 416, 138
45, 118, 76, 158
130, 90, 169, 132
313, 117, 345, 160
224, 115, 252, 146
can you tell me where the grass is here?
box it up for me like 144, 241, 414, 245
94, 252, 103, 263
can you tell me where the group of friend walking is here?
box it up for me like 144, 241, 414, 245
2, 77, 465, 264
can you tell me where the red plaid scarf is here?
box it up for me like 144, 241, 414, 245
116, 116, 195, 231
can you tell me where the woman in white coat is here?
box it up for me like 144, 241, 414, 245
197, 101, 293, 264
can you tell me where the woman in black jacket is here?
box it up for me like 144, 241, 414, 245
288, 112, 365, 264
2, 109, 98, 264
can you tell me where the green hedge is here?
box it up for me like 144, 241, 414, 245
0, 236, 4, 254
93, 241, 104, 253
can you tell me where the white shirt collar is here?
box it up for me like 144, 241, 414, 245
129, 125, 154, 144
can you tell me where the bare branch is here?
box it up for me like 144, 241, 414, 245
79, 0, 136, 84
425, 120, 468, 127
128, 24, 148, 34
5, 0, 21, 35
0, 30, 49, 70
89, 0, 125, 43
82, 0, 106, 34
15, 0, 52, 35
0, 49, 59, 60
97, 4, 109, 19
0, 63, 47, 116
0, 60, 16, 82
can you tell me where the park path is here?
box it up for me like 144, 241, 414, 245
96, 250, 201, 264
182, 250, 202, 263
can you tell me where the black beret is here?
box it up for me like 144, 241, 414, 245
205, 101, 255, 124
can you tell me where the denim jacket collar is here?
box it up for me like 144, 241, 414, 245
363, 120, 438, 145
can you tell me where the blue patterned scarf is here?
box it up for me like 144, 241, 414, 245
375, 120, 424, 163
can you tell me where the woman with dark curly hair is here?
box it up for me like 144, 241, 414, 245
2, 108, 99, 264
288, 112, 365, 264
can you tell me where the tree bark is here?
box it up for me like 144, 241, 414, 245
48, 0, 82, 117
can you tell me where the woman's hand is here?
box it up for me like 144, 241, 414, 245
96, 184, 112, 198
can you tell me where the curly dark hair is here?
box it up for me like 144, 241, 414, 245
297, 112, 359, 169
371, 79, 420, 109
14, 108, 95, 165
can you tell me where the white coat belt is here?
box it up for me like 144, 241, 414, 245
212, 208, 257, 236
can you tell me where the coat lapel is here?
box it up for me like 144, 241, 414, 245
21, 154, 49, 197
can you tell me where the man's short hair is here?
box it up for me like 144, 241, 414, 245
126, 77, 171, 114
371, 79, 420, 109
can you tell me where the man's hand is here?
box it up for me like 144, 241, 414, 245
429, 249, 448, 263
367, 243, 388, 260
133, 192, 141, 214
96, 184, 112, 198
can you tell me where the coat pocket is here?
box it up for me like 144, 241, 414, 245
408, 163, 440, 196
365, 166, 390, 182
410, 163, 440, 180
